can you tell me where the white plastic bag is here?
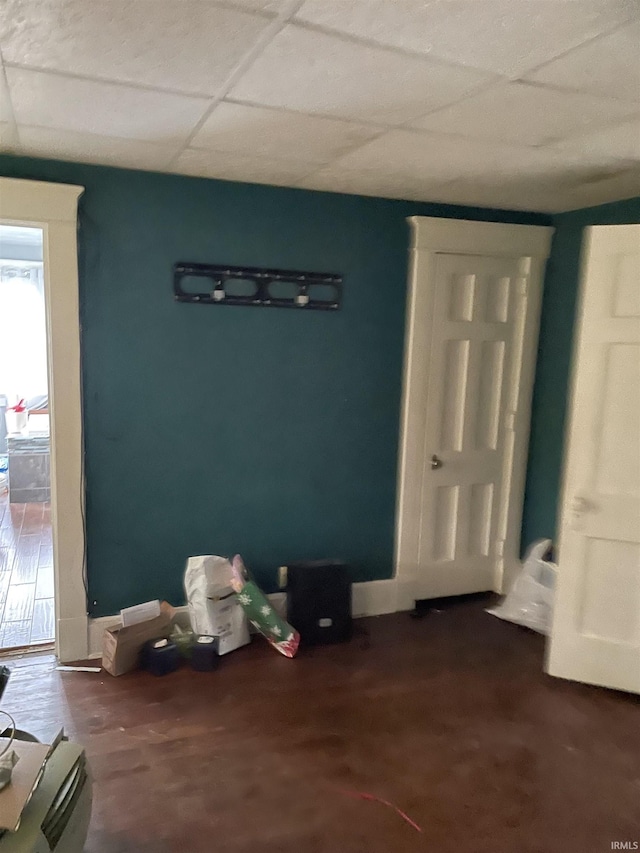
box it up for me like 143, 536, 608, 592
487, 539, 557, 635
184, 555, 250, 655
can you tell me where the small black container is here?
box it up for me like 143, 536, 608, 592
286, 560, 352, 645
191, 635, 219, 671
142, 638, 181, 676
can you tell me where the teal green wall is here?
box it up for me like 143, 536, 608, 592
0, 155, 552, 616
521, 195, 640, 549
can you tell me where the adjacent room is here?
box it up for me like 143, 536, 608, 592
0, 1, 638, 852
0, 224, 54, 650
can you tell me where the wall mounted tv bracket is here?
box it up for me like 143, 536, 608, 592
173, 262, 343, 311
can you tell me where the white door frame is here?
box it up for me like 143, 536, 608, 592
395, 216, 553, 609
0, 176, 87, 662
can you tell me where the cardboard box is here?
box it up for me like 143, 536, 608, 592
102, 610, 172, 676
0, 739, 50, 832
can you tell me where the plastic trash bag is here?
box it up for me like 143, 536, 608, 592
184, 555, 250, 655
487, 539, 557, 635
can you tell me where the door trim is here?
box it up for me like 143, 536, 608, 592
0, 177, 86, 662
395, 216, 553, 602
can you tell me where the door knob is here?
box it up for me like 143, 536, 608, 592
431, 454, 443, 470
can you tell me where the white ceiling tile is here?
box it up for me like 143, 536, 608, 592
296, 0, 637, 77
221, 0, 293, 13
0, 0, 272, 96
299, 150, 640, 212
553, 119, 640, 162
0, 122, 18, 149
0, 89, 13, 126
476, 168, 640, 213
488, 144, 633, 186
421, 178, 564, 212
0, 64, 14, 124
439, 160, 640, 212
413, 82, 638, 147
228, 24, 495, 125
555, 165, 640, 211
173, 146, 314, 185
509, 146, 640, 190
298, 165, 450, 201
525, 20, 640, 104
2, 0, 638, 213
327, 128, 556, 184
192, 101, 382, 164
326, 128, 633, 200
6, 67, 209, 144
14, 126, 178, 171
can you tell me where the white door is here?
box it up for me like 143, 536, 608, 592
418, 254, 526, 597
547, 224, 640, 694
396, 218, 552, 609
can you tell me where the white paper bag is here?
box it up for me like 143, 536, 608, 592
184, 555, 250, 655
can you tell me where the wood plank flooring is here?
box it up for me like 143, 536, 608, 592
1, 600, 639, 853
0, 494, 54, 648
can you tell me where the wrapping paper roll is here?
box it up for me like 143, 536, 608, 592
231, 555, 300, 658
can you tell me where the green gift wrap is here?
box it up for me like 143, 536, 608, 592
231, 556, 300, 658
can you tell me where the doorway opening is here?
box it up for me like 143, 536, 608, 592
0, 224, 54, 650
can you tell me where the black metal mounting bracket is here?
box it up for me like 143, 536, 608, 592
173, 262, 343, 311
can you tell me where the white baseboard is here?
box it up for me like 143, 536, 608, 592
87, 579, 408, 659
87, 614, 122, 660
57, 615, 89, 663
395, 579, 418, 613
352, 579, 401, 617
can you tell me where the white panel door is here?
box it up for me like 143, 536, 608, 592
417, 253, 527, 598
548, 225, 640, 694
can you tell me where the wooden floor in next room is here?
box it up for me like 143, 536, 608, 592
0, 493, 54, 648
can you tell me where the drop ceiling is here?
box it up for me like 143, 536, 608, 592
0, 0, 639, 213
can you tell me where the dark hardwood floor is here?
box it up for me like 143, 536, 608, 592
1, 600, 638, 852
